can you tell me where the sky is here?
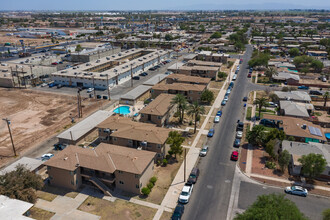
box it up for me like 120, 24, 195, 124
2, 0, 330, 10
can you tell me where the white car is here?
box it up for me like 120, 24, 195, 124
40, 83, 47, 87
214, 116, 220, 123
223, 96, 229, 102
199, 146, 209, 157
87, 88, 94, 93
236, 131, 243, 139
178, 184, 193, 203
41, 153, 54, 161
285, 186, 308, 197
232, 74, 237, 81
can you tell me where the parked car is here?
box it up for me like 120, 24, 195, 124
132, 76, 140, 80
226, 89, 231, 95
236, 131, 243, 139
41, 153, 54, 161
51, 62, 58, 65
223, 96, 229, 102
199, 146, 209, 157
247, 73, 252, 78
40, 83, 47, 87
229, 82, 234, 88
232, 74, 237, 81
207, 128, 215, 137
139, 72, 148, 76
178, 184, 193, 204
165, 71, 173, 75
214, 116, 220, 123
56, 84, 62, 89
87, 88, 94, 93
237, 121, 244, 131
48, 83, 55, 88
187, 168, 200, 184
268, 102, 278, 107
216, 110, 222, 117
298, 85, 309, 90
231, 151, 239, 161
171, 204, 184, 220
54, 143, 68, 151
234, 139, 241, 147
309, 90, 323, 95
285, 186, 308, 197
221, 100, 227, 106
243, 97, 248, 102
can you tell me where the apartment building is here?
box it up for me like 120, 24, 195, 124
140, 94, 176, 127
196, 51, 229, 63
177, 65, 219, 79
151, 83, 206, 103
97, 116, 170, 158
165, 74, 211, 87
44, 144, 156, 194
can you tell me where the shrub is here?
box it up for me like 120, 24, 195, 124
147, 182, 154, 189
165, 154, 171, 160
156, 160, 161, 166
162, 159, 168, 166
265, 161, 276, 169
189, 120, 193, 126
149, 176, 157, 185
141, 187, 150, 196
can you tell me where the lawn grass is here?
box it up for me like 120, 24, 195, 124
65, 191, 79, 199
246, 107, 252, 120
160, 211, 172, 220
36, 191, 57, 202
252, 76, 256, 83
244, 123, 251, 143
78, 196, 157, 220
28, 206, 55, 220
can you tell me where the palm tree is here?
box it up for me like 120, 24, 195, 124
254, 97, 269, 118
187, 102, 205, 133
171, 94, 187, 124
264, 67, 278, 79
323, 91, 329, 107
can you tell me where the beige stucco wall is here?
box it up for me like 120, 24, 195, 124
47, 166, 81, 190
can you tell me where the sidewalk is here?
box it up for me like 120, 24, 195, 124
153, 59, 239, 220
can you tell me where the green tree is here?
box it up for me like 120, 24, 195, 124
265, 139, 276, 160
0, 165, 43, 203
265, 128, 286, 143
141, 187, 150, 196
278, 150, 291, 172
322, 208, 330, 220
235, 194, 307, 220
246, 125, 266, 147
165, 34, 174, 41
264, 67, 278, 79
310, 59, 324, 73
201, 89, 214, 104
166, 131, 184, 159
323, 91, 329, 107
218, 71, 227, 80
171, 94, 187, 124
187, 102, 205, 133
210, 31, 222, 39
298, 153, 327, 179
288, 48, 300, 57
254, 97, 269, 118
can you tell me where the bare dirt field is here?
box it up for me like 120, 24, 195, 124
0, 33, 52, 47
0, 88, 102, 167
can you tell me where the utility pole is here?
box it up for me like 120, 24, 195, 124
184, 148, 187, 181
92, 76, 96, 98
2, 118, 16, 156
22, 67, 26, 89
106, 74, 110, 100
16, 65, 21, 89
10, 67, 15, 87
130, 63, 133, 87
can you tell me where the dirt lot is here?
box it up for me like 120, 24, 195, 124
0, 88, 102, 167
78, 196, 157, 220
0, 33, 51, 47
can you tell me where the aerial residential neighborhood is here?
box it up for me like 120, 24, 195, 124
0, 4, 329, 220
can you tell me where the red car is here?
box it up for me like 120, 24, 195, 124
51, 62, 58, 65
231, 151, 239, 161
247, 73, 252, 78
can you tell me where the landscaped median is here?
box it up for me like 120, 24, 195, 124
245, 107, 252, 120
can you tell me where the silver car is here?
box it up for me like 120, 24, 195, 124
285, 186, 308, 197
199, 146, 209, 157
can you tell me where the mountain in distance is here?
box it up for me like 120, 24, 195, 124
166, 2, 330, 10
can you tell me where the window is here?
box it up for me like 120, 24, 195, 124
71, 180, 74, 185
113, 137, 117, 141
119, 181, 124, 184
128, 140, 133, 144
118, 170, 123, 174
135, 174, 139, 178
98, 128, 102, 132
157, 116, 161, 119
76, 179, 78, 185
70, 171, 74, 175
136, 184, 139, 189
141, 114, 144, 117
157, 144, 161, 149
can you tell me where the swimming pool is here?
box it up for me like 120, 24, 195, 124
287, 68, 298, 73
114, 106, 130, 115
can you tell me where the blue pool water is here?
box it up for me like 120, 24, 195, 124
287, 68, 298, 73
114, 106, 130, 115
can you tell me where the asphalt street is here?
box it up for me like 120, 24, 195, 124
238, 181, 330, 220
183, 44, 254, 220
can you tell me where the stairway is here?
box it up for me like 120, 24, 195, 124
89, 176, 112, 196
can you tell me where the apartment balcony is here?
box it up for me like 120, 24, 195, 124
80, 170, 116, 184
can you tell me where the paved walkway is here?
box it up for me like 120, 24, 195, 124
35, 193, 100, 220
153, 59, 239, 220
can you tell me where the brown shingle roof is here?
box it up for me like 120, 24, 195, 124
97, 115, 170, 144
262, 115, 327, 141
140, 94, 176, 116
187, 60, 222, 67
152, 83, 206, 92
166, 74, 211, 84
44, 144, 156, 174
179, 65, 220, 71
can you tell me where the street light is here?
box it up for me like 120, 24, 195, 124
2, 118, 16, 156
